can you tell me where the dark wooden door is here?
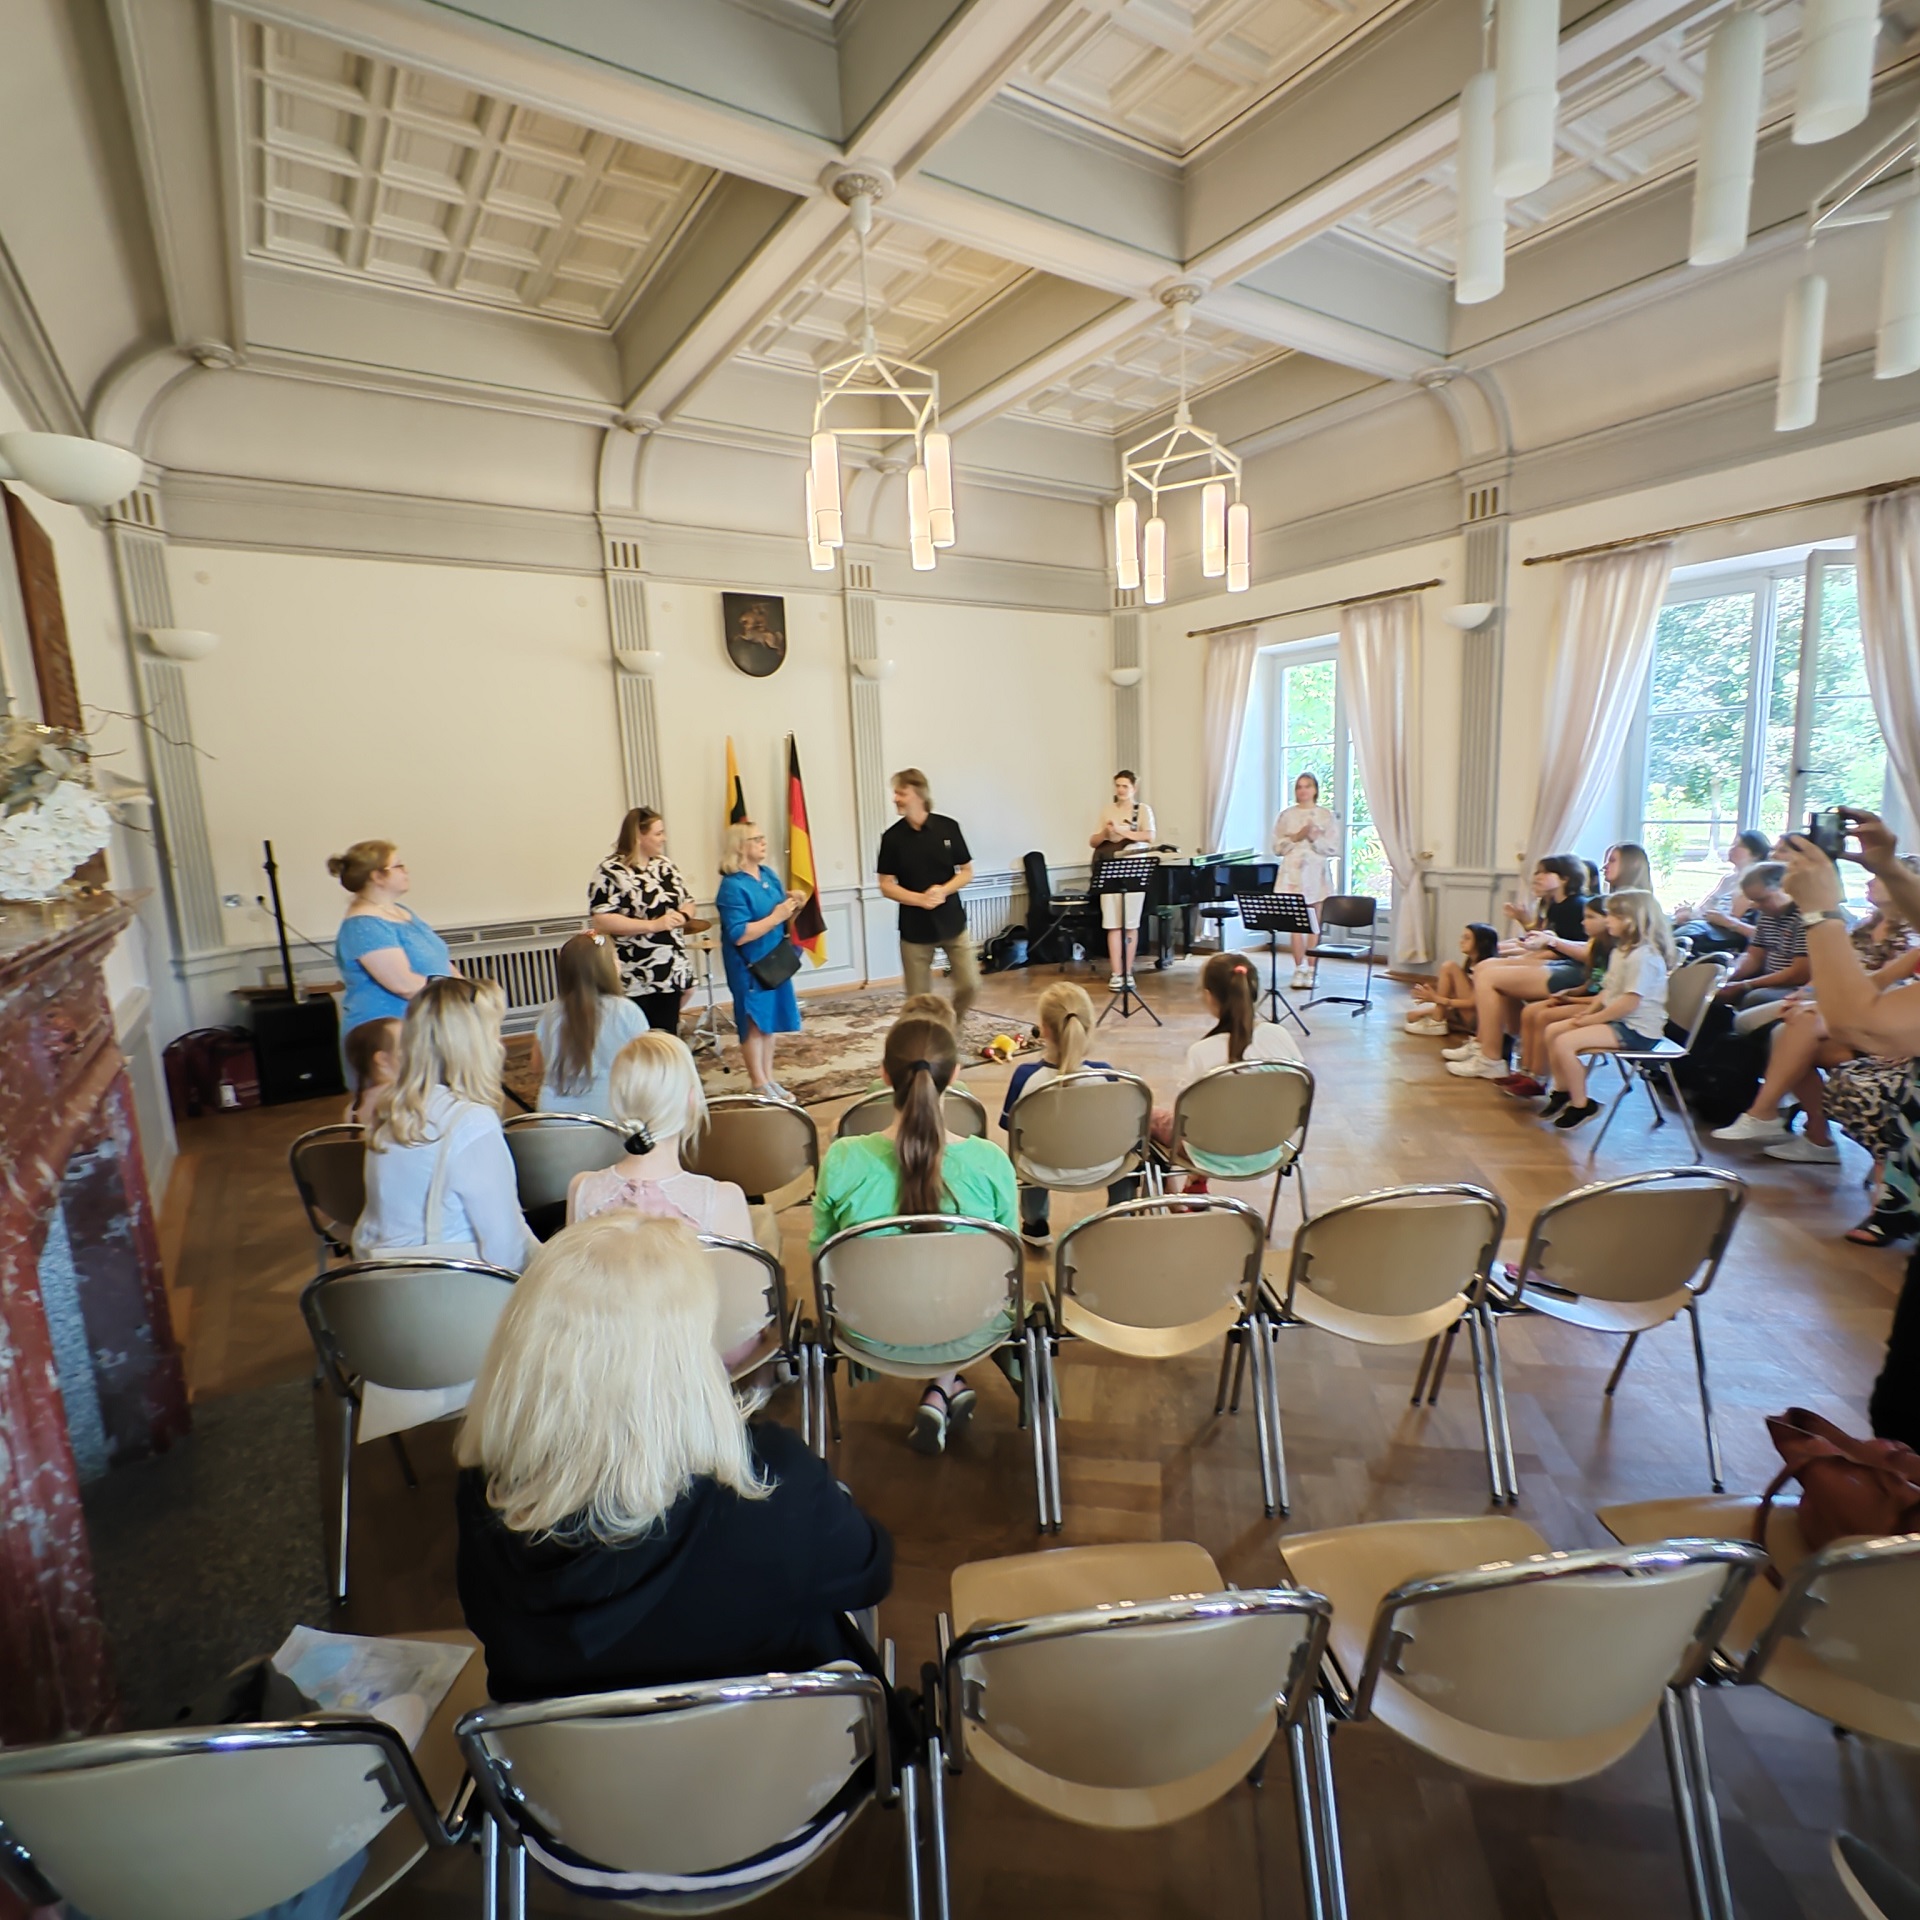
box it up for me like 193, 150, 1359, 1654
4, 486, 86, 730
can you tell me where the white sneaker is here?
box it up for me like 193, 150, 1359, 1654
1712, 1112, 1788, 1144
1109, 973, 1124, 991
1447, 1051, 1510, 1079
1442, 1038, 1480, 1062
1406, 1015, 1450, 1037
1765, 1134, 1841, 1163
1122, 973, 1138, 990
1289, 968, 1309, 989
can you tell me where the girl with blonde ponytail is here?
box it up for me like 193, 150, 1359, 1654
813, 1013, 1018, 1455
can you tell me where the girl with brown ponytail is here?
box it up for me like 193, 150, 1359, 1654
813, 1013, 1019, 1454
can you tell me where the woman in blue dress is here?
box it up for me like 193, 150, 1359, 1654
715, 821, 804, 1102
329, 839, 454, 1040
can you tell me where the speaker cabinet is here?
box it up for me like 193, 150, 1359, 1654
251, 995, 345, 1106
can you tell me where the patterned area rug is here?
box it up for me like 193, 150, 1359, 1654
505, 986, 1037, 1111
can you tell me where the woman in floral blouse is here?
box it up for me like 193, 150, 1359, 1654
588, 808, 698, 1032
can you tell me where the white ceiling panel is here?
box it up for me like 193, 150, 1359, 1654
1016, 312, 1288, 432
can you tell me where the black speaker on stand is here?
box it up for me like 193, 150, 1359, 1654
249, 838, 345, 1106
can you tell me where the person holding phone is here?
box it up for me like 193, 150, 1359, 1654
1781, 809, 1920, 1450
716, 822, 805, 1103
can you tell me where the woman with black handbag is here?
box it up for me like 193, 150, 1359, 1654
716, 821, 806, 1102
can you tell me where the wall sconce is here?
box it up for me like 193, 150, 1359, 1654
0, 433, 144, 509
1440, 603, 1498, 631
1108, 666, 1145, 688
144, 627, 220, 661
622, 649, 666, 675
854, 658, 894, 680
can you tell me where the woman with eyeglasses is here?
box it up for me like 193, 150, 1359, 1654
329, 838, 454, 1036
716, 820, 806, 1103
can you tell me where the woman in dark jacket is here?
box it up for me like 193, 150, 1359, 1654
454, 1212, 890, 1702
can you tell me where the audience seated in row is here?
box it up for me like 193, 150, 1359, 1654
1672, 828, 1771, 955
1717, 861, 1812, 1033
533, 931, 648, 1120
1404, 921, 1499, 1037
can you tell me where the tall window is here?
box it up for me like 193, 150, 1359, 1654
1272, 647, 1390, 902
1631, 551, 1886, 909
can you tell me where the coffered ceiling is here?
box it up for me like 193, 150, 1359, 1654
1017, 312, 1288, 431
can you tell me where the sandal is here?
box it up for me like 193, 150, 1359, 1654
909, 1385, 951, 1455
944, 1381, 977, 1439
1844, 1220, 1899, 1247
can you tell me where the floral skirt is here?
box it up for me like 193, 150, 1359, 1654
1824, 1056, 1912, 1157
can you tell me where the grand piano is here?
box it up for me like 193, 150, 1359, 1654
1145, 851, 1279, 965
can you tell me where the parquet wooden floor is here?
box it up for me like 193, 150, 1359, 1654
162, 959, 1920, 1919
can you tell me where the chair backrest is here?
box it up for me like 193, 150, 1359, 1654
1665, 956, 1731, 1046
0, 1721, 443, 1920
502, 1112, 627, 1213
1356, 1541, 1763, 1745
699, 1232, 786, 1360
289, 1125, 366, 1244
835, 1084, 990, 1142
1005, 1070, 1152, 1189
682, 1096, 819, 1201
458, 1674, 886, 1881
1517, 1168, 1745, 1307
1317, 895, 1376, 933
1746, 1533, 1920, 1705
814, 1216, 1022, 1356
1168, 1060, 1313, 1178
301, 1258, 517, 1394
1282, 1184, 1504, 1322
947, 1589, 1328, 1792
1055, 1198, 1264, 1338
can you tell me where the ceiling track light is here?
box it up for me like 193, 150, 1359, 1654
1492, 0, 1559, 198
803, 164, 955, 572
1455, 68, 1506, 305
1690, 8, 1767, 266
1113, 284, 1251, 602
1794, 0, 1881, 146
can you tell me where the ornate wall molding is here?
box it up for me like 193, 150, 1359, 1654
600, 522, 663, 811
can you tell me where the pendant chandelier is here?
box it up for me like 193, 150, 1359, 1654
1113, 284, 1249, 603
804, 167, 953, 573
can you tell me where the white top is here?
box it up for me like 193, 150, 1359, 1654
1095, 799, 1158, 848
1180, 1019, 1304, 1091
569, 1164, 754, 1242
354, 1088, 535, 1271
1604, 946, 1670, 1036
535, 994, 649, 1119
1271, 805, 1341, 905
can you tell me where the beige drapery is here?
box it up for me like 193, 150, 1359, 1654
1857, 489, 1920, 825
1338, 594, 1428, 964
1202, 625, 1259, 851
1522, 542, 1676, 876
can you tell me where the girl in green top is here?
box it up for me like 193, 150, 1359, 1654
813, 1012, 1019, 1455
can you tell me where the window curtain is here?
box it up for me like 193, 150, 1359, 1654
1202, 625, 1259, 851
1857, 488, 1920, 825
1522, 541, 1676, 877
1339, 594, 1428, 964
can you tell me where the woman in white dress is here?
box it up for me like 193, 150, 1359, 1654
1088, 769, 1158, 990
1272, 770, 1341, 988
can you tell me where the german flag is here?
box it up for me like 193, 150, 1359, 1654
787, 736, 827, 966
724, 737, 747, 829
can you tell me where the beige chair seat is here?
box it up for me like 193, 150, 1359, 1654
1279, 1516, 1664, 1785
827, 1329, 1009, 1382
749, 1202, 782, 1255
1282, 1278, 1469, 1348
1058, 1291, 1243, 1359
949, 1540, 1270, 1829
1522, 1284, 1695, 1336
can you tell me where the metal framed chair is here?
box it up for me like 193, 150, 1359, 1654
924, 1543, 1340, 1919
1029, 1197, 1269, 1531
807, 1215, 1028, 1459
1496, 1167, 1746, 1491
835, 1084, 990, 1142
0, 1682, 476, 1920
683, 1093, 821, 1252
1255, 1184, 1513, 1512
501, 1111, 626, 1221
457, 1667, 912, 1918
289, 1123, 366, 1276
1278, 1519, 1765, 1920
1304, 895, 1378, 1015
698, 1230, 801, 1388
1004, 1067, 1153, 1209
1834, 1834, 1920, 1920
1161, 1058, 1314, 1233
301, 1255, 518, 1602
1584, 954, 1731, 1162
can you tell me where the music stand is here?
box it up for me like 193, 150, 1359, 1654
1093, 856, 1163, 1027
1234, 892, 1313, 1039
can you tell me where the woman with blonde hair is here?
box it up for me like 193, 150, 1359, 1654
716, 820, 806, 1102
352, 975, 534, 1270
455, 1213, 891, 1707
330, 838, 453, 1035
813, 1013, 1019, 1454
588, 806, 701, 1033
534, 932, 647, 1120
1541, 890, 1676, 1130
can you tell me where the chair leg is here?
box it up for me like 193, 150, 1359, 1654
1246, 1313, 1280, 1518
900, 1747, 925, 1920
1308, 1696, 1349, 1919
482, 1813, 499, 1920
1286, 1720, 1327, 1920
924, 1732, 952, 1920
1253, 1312, 1290, 1518
1040, 1334, 1064, 1532
1228, 1325, 1249, 1413
1026, 1325, 1052, 1533
1425, 1322, 1459, 1404
825, 1348, 843, 1445
1267, 1165, 1285, 1239
1660, 1690, 1714, 1920
1604, 1331, 1641, 1396
333, 1396, 355, 1606
1679, 1682, 1736, 1920
1215, 1326, 1239, 1415
1482, 1303, 1519, 1505
807, 1346, 830, 1459
1640, 1066, 1666, 1130
1687, 1301, 1726, 1493
1666, 1064, 1705, 1163
1465, 1308, 1509, 1506
503, 1832, 526, 1920
1587, 1082, 1628, 1160
1293, 1159, 1311, 1225
1410, 1336, 1438, 1407
387, 1432, 419, 1491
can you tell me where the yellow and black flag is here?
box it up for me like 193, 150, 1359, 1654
787, 736, 827, 967
724, 737, 747, 829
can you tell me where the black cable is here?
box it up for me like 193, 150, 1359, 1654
253, 897, 341, 966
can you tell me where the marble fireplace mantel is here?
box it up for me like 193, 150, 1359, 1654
0, 891, 188, 1742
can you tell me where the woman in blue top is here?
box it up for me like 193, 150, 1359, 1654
715, 821, 804, 1102
330, 839, 454, 1037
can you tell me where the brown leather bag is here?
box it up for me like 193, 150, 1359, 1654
1753, 1407, 1920, 1577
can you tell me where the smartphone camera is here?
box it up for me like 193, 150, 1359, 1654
1807, 808, 1847, 859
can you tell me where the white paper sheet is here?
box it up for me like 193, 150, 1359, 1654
272, 1627, 472, 1750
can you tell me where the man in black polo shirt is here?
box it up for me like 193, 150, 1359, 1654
876, 767, 978, 1018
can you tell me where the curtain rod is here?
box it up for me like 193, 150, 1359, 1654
1521, 473, 1920, 568
1185, 577, 1443, 640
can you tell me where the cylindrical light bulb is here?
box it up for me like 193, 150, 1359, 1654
1776, 271, 1828, 431
1114, 496, 1140, 591
1493, 0, 1560, 198
1225, 501, 1250, 594
1793, 0, 1880, 145
924, 431, 955, 547
1142, 515, 1167, 606
908, 463, 932, 546
1201, 480, 1228, 577
1690, 10, 1766, 266
1456, 70, 1506, 305
809, 430, 842, 547
805, 473, 836, 571
1879, 193, 1920, 378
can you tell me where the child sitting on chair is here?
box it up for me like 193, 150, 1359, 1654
1495, 901, 1614, 1102
343, 1016, 401, 1129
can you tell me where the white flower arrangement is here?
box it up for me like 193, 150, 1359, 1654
0, 722, 114, 901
